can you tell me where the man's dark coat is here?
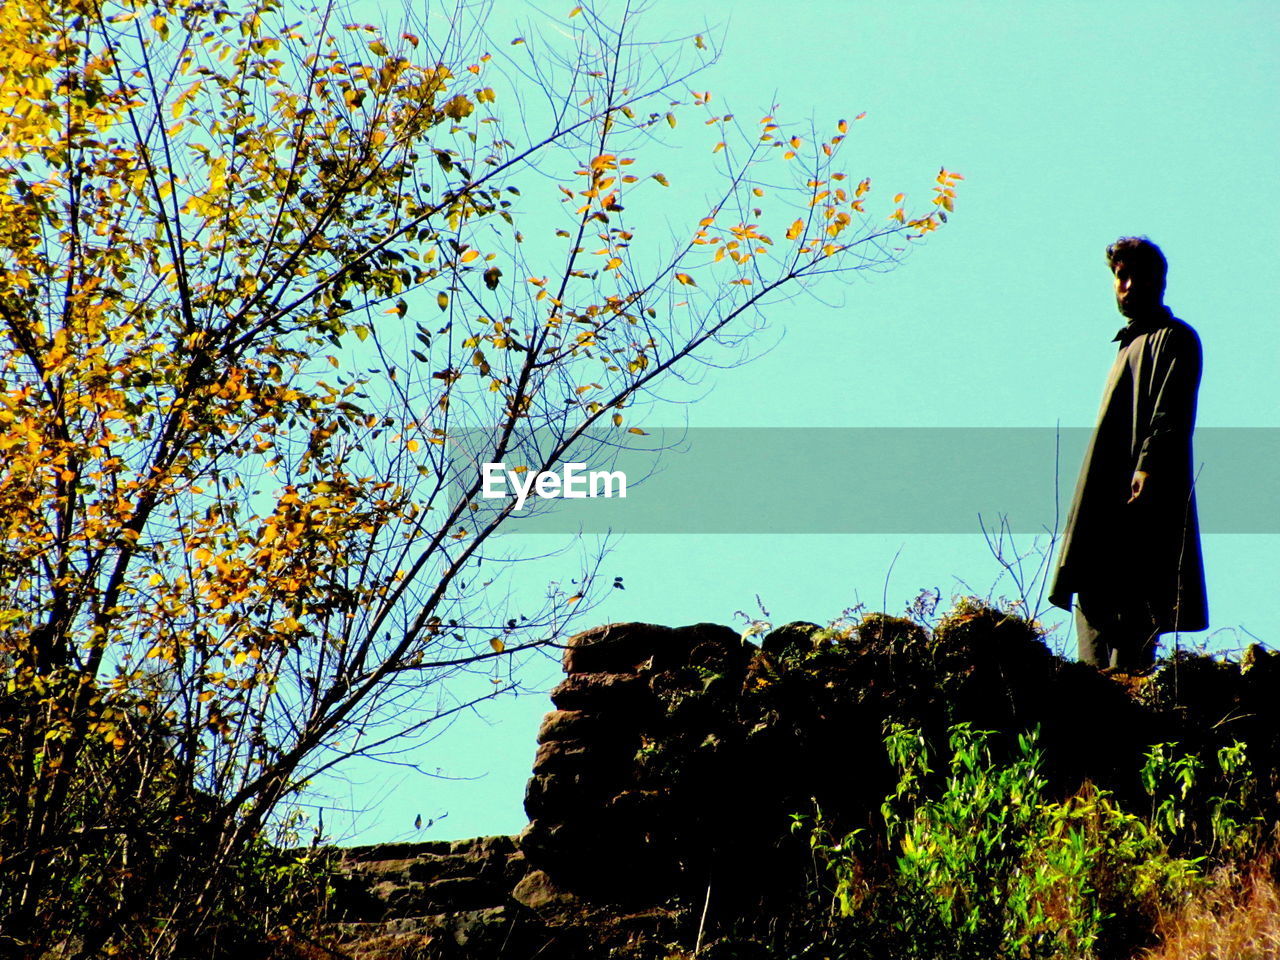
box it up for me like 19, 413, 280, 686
1049, 307, 1207, 633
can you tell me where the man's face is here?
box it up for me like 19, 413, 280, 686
1112, 261, 1163, 319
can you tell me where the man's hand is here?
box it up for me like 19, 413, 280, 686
1128, 470, 1149, 503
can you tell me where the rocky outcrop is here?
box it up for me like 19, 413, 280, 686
320, 837, 524, 958
316, 607, 1280, 959
520, 621, 751, 902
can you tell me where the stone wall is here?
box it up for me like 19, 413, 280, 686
317, 609, 1280, 959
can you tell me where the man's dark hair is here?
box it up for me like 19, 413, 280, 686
1106, 236, 1167, 289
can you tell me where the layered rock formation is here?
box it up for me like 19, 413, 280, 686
315, 608, 1280, 959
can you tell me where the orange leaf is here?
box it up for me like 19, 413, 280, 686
675, 273, 696, 286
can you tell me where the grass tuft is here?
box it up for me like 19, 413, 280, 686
1142, 855, 1280, 960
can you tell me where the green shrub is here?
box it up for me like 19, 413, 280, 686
795, 724, 1219, 960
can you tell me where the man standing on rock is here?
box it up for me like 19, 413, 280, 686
1049, 236, 1207, 671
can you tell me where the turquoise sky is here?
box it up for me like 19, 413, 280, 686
317, 0, 1279, 845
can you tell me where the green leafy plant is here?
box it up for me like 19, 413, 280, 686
1141, 738, 1266, 859
799, 723, 1211, 960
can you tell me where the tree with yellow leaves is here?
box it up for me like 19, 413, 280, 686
0, 0, 959, 953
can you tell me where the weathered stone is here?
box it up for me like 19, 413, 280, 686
517, 817, 607, 870
381, 881, 428, 912
666, 622, 744, 671
334, 907, 516, 959
531, 737, 635, 775
340, 840, 454, 864
503, 848, 529, 885
449, 906, 512, 948
562, 622, 672, 674
407, 854, 496, 885
523, 770, 622, 819
346, 858, 417, 883
684, 631, 749, 678
549, 672, 655, 713
417, 875, 507, 910
512, 869, 579, 910
760, 621, 823, 657
448, 834, 514, 859
537, 709, 638, 744
563, 622, 743, 675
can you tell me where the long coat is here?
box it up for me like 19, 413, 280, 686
1048, 308, 1208, 633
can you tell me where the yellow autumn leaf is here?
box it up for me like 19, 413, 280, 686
785, 219, 803, 240
489, 637, 505, 653
443, 94, 474, 120
675, 273, 696, 286
437, 292, 449, 310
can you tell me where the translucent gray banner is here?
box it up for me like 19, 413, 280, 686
464, 428, 1279, 534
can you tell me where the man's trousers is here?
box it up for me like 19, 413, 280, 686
1074, 589, 1160, 671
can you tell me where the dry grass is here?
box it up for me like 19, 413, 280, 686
1142, 857, 1280, 960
